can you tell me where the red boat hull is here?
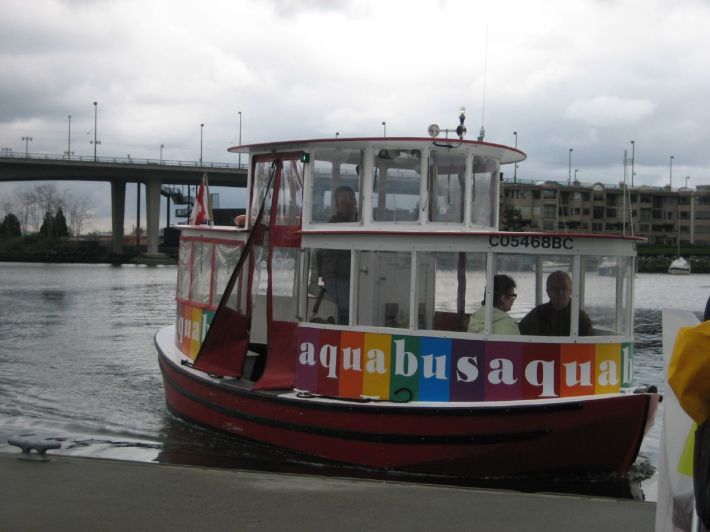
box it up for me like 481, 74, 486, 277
157, 344, 658, 477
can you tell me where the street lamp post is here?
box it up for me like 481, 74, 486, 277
630, 140, 635, 188
65, 115, 72, 158
238, 111, 242, 168
670, 155, 675, 189
91, 101, 101, 161
136, 181, 141, 246
200, 123, 204, 165
382, 121, 386, 137
568, 148, 573, 185
513, 131, 518, 182
21, 136, 32, 158
160, 144, 164, 164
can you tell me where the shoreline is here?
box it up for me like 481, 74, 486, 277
0, 452, 656, 531
1, 252, 708, 272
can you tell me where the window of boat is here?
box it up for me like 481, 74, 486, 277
271, 247, 300, 322
357, 250, 412, 328
310, 148, 362, 224
582, 255, 632, 336
223, 262, 249, 314
250, 160, 275, 225
507, 255, 599, 337
176, 237, 191, 300
190, 240, 213, 305
471, 156, 498, 227
492, 254, 539, 332
415, 251, 486, 332
427, 150, 465, 223
372, 149, 421, 223
212, 242, 242, 308
276, 160, 304, 226
306, 247, 352, 325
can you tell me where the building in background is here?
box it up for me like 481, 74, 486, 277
500, 179, 710, 246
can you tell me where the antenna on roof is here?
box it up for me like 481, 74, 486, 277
478, 22, 489, 142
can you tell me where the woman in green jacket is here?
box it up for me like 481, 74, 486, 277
467, 274, 520, 335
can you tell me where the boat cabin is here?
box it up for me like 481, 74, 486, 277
175, 137, 641, 403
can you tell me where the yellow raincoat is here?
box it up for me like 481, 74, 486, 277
669, 320, 710, 425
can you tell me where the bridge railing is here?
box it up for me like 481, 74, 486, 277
0, 150, 246, 170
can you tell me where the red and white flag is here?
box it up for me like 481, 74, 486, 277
190, 174, 213, 225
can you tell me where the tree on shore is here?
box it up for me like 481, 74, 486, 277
500, 207, 528, 231
0, 213, 22, 238
55, 207, 69, 238
0, 184, 94, 235
39, 211, 56, 238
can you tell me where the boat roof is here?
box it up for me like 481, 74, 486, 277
228, 137, 526, 165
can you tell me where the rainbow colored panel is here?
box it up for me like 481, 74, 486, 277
417, 337, 451, 401
450, 339, 485, 401
293, 327, 629, 403
595, 343, 622, 394
339, 332, 365, 399
559, 343, 596, 397
483, 341, 523, 401
390, 335, 420, 402
620, 342, 634, 389
362, 333, 391, 399
295, 327, 320, 392
189, 307, 203, 359
317, 329, 341, 397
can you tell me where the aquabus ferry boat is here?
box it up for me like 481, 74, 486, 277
155, 116, 659, 477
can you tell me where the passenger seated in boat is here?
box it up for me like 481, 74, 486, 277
519, 270, 593, 336
467, 274, 520, 335
316, 186, 358, 324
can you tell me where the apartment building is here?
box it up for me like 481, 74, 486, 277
500, 179, 710, 246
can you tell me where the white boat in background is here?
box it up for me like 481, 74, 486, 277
598, 258, 616, 277
668, 256, 691, 275
541, 260, 569, 273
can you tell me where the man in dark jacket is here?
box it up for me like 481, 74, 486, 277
519, 270, 593, 336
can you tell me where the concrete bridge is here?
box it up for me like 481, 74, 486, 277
0, 152, 247, 255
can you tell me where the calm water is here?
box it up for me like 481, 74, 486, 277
1, 263, 709, 498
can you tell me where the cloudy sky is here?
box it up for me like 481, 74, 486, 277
1, 0, 709, 230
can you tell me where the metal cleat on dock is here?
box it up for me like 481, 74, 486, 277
8, 437, 61, 461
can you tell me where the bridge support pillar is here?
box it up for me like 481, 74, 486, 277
146, 176, 162, 254
110, 180, 125, 254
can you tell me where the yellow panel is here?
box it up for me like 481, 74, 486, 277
595, 343, 621, 394
189, 307, 203, 360
362, 333, 392, 400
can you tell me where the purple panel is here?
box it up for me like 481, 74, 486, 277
483, 341, 523, 401
294, 326, 320, 392
450, 338, 486, 402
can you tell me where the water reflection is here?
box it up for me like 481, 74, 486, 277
153, 413, 646, 500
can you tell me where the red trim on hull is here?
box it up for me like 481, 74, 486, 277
157, 349, 657, 477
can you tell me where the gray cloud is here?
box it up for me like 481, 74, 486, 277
2, 0, 710, 230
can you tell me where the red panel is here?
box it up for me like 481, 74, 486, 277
192, 307, 250, 377
254, 321, 300, 390
316, 329, 341, 397
339, 332, 364, 398
560, 344, 596, 397
522, 343, 560, 400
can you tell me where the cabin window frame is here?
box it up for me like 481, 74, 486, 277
299, 232, 637, 343
176, 233, 246, 311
